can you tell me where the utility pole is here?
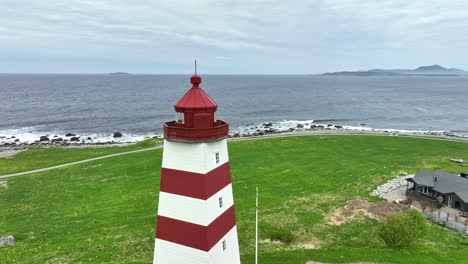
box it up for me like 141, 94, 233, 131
255, 186, 259, 264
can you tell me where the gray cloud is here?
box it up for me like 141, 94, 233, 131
0, 0, 467, 73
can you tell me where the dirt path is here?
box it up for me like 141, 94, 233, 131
0, 145, 162, 179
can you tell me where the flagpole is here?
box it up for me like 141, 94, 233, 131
255, 186, 258, 264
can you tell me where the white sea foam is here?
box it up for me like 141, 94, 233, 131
1, 120, 466, 146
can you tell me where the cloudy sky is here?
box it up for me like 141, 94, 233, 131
1, 0, 467, 74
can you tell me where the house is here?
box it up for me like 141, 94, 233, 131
406, 170, 468, 214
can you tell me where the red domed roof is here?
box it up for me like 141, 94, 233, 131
174, 75, 218, 111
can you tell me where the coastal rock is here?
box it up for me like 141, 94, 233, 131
40, 136, 50, 142
0, 235, 16, 247
65, 133, 76, 137
370, 175, 414, 198
263, 122, 273, 127
51, 138, 63, 143
113, 132, 123, 138
297, 124, 304, 128
70, 137, 80, 142
14, 139, 20, 142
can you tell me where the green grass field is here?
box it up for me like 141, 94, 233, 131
0, 139, 159, 176
1, 135, 468, 263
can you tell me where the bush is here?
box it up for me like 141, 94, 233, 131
270, 228, 294, 244
378, 210, 427, 248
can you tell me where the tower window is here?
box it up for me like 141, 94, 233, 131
222, 240, 227, 251
176, 112, 184, 124
219, 196, 223, 208
215, 152, 219, 163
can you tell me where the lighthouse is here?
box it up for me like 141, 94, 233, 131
153, 73, 241, 264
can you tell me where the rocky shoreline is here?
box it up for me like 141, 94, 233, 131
0, 131, 161, 150
1, 121, 467, 151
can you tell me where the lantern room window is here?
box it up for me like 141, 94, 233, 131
215, 152, 220, 163
176, 112, 184, 124
222, 240, 227, 251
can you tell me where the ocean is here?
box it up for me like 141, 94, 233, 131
0, 74, 467, 144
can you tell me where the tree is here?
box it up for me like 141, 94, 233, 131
407, 196, 415, 210
419, 199, 430, 213
378, 210, 428, 248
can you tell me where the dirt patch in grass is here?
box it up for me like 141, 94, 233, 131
0, 150, 24, 159
328, 199, 402, 225
260, 238, 286, 245
0, 181, 7, 188
297, 237, 323, 249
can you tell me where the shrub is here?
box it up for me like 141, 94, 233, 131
270, 228, 294, 244
378, 210, 427, 248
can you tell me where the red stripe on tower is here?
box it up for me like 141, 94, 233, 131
156, 206, 236, 251
160, 162, 232, 200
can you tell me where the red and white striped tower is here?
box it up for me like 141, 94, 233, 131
153, 74, 241, 264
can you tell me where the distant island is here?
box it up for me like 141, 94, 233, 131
322, 65, 468, 76
108, 72, 130, 75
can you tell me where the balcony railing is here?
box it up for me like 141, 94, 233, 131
164, 120, 229, 142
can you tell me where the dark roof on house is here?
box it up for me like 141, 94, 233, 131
411, 170, 468, 203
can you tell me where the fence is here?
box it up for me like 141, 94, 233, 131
423, 210, 468, 235
406, 190, 468, 235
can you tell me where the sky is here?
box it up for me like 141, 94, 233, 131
1, 0, 468, 74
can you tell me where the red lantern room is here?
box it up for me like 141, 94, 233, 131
164, 74, 229, 142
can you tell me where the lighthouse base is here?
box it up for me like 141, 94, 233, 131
153, 226, 241, 264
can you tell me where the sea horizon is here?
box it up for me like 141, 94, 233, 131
1, 74, 467, 145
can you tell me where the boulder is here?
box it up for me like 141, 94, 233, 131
70, 137, 80, 142
263, 122, 273, 127
0, 235, 15, 247
51, 138, 63, 143
65, 133, 76, 137
14, 139, 20, 142
113, 132, 123, 138
297, 124, 304, 128
39, 136, 50, 142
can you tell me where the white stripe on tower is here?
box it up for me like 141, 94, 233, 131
158, 184, 235, 226
162, 139, 229, 174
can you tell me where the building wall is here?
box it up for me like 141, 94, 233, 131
155, 138, 240, 264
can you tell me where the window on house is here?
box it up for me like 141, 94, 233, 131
215, 152, 220, 163
219, 196, 223, 208
222, 240, 226, 251
176, 112, 184, 124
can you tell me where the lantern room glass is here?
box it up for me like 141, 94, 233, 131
176, 112, 184, 124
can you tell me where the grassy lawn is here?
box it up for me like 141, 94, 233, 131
0, 139, 159, 176
1, 135, 468, 263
